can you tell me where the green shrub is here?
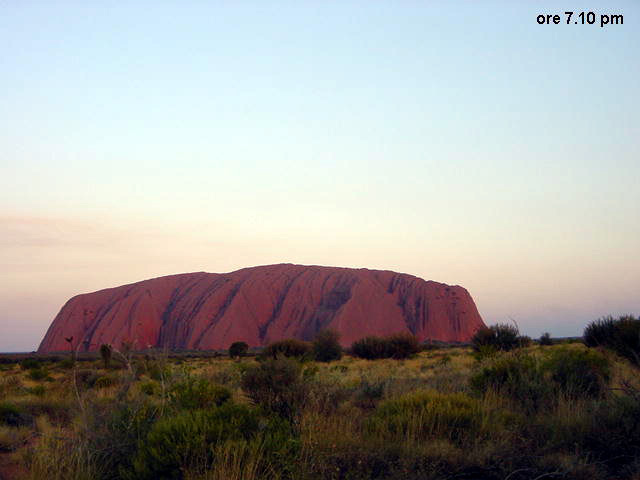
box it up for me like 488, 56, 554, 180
471, 323, 522, 352
584, 316, 618, 347
471, 348, 612, 411
471, 344, 499, 362
584, 315, 640, 366
147, 362, 170, 381
1, 399, 68, 427
586, 393, 640, 467
351, 336, 389, 360
26, 385, 46, 396
241, 357, 307, 421
354, 377, 386, 409
543, 348, 610, 398
369, 391, 482, 443
83, 398, 159, 479
263, 339, 312, 359
139, 381, 159, 396
18, 398, 74, 425
351, 333, 420, 360
386, 333, 420, 359
229, 341, 249, 359
305, 375, 352, 414
20, 358, 41, 370
58, 358, 75, 369
28, 367, 50, 381
313, 329, 343, 362
168, 377, 231, 411
131, 403, 261, 479
0, 402, 31, 427
470, 352, 548, 411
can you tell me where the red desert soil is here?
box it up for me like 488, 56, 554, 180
38, 264, 485, 352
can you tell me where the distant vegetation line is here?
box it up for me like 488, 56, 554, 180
0, 315, 637, 480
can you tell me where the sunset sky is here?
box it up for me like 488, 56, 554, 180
1, 1, 639, 351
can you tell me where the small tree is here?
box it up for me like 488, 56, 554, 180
539, 332, 553, 346
100, 344, 112, 369
64, 336, 76, 364
313, 330, 343, 362
229, 341, 249, 360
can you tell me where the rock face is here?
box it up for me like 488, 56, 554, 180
38, 264, 485, 352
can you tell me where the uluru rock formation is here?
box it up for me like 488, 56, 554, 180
38, 264, 485, 352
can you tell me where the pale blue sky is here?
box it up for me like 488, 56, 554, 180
1, 1, 639, 351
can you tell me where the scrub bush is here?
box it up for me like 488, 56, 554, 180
369, 391, 482, 443
241, 357, 307, 421
351, 333, 420, 360
263, 339, 312, 360
386, 333, 420, 359
168, 377, 231, 411
312, 330, 343, 362
471, 323, 521, 352
131, 404, 261, 479
351, 336, 390, 360
543, 347, 610, 398
584, 315, 640, 366
539, 332, 553, 346
470, 353, 548, 411
0, 402, 30, 427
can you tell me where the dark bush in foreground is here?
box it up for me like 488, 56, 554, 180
471, 323, 522, 352
229, 341, 249, 359
241, 357, 306, 421
313, 329, 343, 362
351, 333, 420, 360
263, 339, 312, 360
584, 315, 640, 366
